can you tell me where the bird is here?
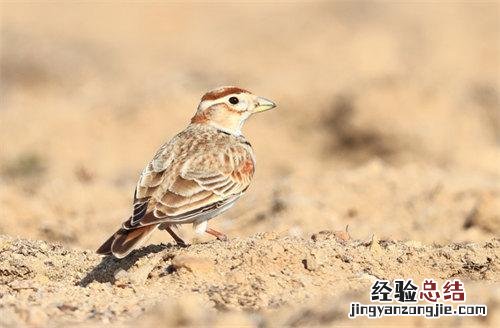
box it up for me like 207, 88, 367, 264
96, 86, 276, 258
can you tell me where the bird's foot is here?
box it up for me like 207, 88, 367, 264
206, 227, 228, 241
161, 224, 188, 247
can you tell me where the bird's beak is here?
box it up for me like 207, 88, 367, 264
253, 96, 277, 113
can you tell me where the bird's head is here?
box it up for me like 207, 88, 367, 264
191, 86, 276, 135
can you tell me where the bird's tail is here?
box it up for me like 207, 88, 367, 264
96, 224, 158, 259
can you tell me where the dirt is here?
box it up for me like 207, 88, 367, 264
0, 234, 498, 327
1, 2, 499, 327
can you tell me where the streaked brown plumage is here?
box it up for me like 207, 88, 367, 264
97, 86, 276, 258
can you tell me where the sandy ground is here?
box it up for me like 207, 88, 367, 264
0, 234, 498, 327
0, 2, 499, 327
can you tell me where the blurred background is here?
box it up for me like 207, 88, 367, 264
1, 2, 499, 250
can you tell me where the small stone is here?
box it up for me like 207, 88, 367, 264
332, 230, 350, 244
303, 255, 318, 271
311, 227, 351, 244
262, 232, 279, 240
369, 234, 383, 256
311, 230, 333, 241
57, 304, 78, 312
171, 255, 215, 274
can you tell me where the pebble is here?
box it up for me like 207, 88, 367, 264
303, 255, 318, 271
171, 255, 215, 274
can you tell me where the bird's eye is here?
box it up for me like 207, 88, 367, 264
229, 97, 239, 105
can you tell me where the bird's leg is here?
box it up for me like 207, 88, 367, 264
159, 224, 188, 247
206, 227, 228, 241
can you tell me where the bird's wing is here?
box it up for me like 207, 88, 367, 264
123, 140, 254, 229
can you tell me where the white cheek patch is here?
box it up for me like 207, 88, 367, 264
234, 99, 248, 112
